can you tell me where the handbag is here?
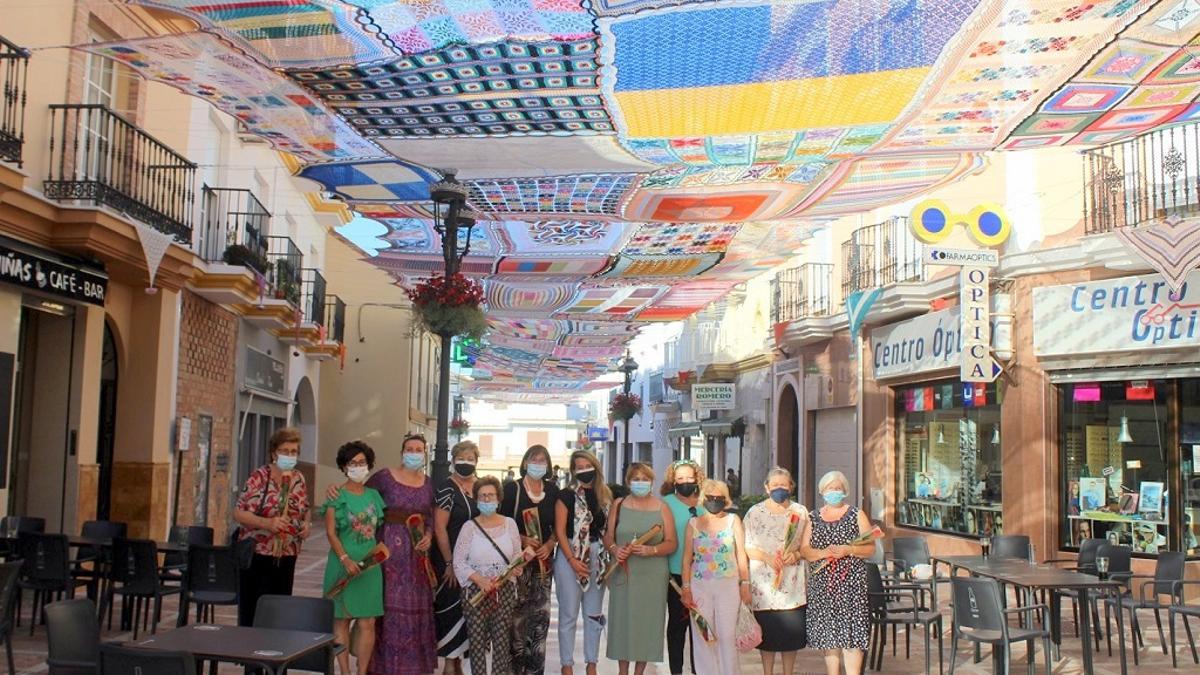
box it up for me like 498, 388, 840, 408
230, 480, 271, 569
735, 602, 763, 652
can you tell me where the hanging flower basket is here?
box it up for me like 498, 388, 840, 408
405, 273, 488, 340
609, 393, 642, 422
450, 418, 470, 436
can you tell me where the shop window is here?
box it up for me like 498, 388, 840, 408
895, 379, 1003, 537
1060, 380, 1177, 557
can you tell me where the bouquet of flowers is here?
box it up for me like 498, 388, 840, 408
669, 578, 716, 643
468, 554, 530, 608
522, 507, 547, 577
810, 526, 885, 589
608, 393, 642, 422
326, 543, 390, 600
450, 418, 470, 436
601, 524, 663, 585
273, 473, 295, 558
773, 512, 803, 589
406, 514, 438, 588
405, 273, 488, 339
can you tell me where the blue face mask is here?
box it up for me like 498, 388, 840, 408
769, 487, 790, 504
402, 452, 425, 470
526, 463, 548, 479
630, 480, 652, 497
823, 490, 846, 506
275, 455, 297, 472
477, 501, 498, 516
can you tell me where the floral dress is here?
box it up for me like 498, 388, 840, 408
320, 486, 387, 619
806, 507, 869, 651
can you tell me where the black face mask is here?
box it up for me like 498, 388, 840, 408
703, 497, 726, 514
674, 483, 698, 498
454, 462, 476, 477
575, 469, 596, 486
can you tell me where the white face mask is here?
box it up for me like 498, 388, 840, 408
347, 466, 370, 483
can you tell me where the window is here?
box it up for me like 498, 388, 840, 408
895, 379, 1003, 537
1060, 379, 1197, 557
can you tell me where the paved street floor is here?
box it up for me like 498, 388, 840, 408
5, 524, 1187, 673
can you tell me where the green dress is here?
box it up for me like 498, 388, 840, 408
320, 486, 387, 619
605, 503, 669, 662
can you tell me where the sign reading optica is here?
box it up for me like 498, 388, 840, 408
692, 383, 736, 411
871, 307, 997, 379
1032, 271, 1200, 356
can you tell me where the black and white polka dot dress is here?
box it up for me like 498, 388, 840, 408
805, 507, 870, 650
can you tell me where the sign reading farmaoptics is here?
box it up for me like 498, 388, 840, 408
692, 383, 736, 411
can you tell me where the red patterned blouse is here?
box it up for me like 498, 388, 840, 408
236, 465, 310, 558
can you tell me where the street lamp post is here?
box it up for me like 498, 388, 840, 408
429, 171, 477, 485
618, 352, 639, 474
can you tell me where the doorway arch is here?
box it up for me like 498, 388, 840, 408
96, 320, 119, 520
292, 376, 317, 465
776, 384, 799, 476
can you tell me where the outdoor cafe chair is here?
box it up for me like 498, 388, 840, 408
99, 642, 196, 675
0, 561, 19, 673
45, 598, 99, 675
1168, 577, 1200, 668
1044, 538, 1105, 638
867, 562, 944, 674
253, 595, 341, 672
1104, 550, 1186, 665
104, 538, 180, 640
177, 544, 238, 627
17, 533, 88, 636
948, 576, 1051, 675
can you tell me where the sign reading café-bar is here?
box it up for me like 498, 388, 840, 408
1032, 271, 1200, 356
692, 383, 736, 411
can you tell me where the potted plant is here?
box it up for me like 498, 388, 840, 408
405, 273, 488, 340
450, 418, 470, 438
609, 393, 642, 421
274, 258, 299, 303
222, 244, 268, 274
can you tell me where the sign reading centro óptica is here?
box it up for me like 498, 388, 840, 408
0, 239, 107, 306
692, 383, 735, 411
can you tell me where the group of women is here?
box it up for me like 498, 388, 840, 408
234, 428, 875, 675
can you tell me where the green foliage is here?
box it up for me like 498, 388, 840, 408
415, 301, 489, 340
222, 244, 267, 274
736, 493, 769, 514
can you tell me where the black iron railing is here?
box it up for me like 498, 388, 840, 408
0, 35, 29, 167
325, 295, 345, 342
199, 186, 270, 271
1083, 122, 1200, 234
841, 216, 923, 297
45, 104, 196, 242
265, 236, 302, 305
771, 262, 834, 325
300, 268, 326, 325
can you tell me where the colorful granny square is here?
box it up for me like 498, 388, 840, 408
1069, 130, 1134, 144
1121, 83, 1200, 108
556, 285, 666, 317
1086, 104, 1191, 131
351, 0, 594, 53
1077, 41, 1174, 83
298, 159, 437, 201
599, 252, 723, 278
623, 224, 741, 255
1042, 84, 1131, 113
468, 174, 638, 217
1010, 113, 1102, 136
493, 257, 612, 277
1145, 47, 1200, 84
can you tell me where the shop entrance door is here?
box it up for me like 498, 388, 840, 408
96, 323, 117, 520
813, 407, 858, 507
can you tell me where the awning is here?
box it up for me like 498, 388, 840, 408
667, 422, 701, 440
701, 415, 744, 436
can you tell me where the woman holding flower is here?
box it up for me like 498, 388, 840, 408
500, 444, 559, 674
433, 441, 481, 674
660, 459, 704, 675
603, 462, 676, 675
553, 450, 611, 675
802, 470, 873, 675
744, 467, 809, 675
321, 441, 387, 675
680, 480, 749, 675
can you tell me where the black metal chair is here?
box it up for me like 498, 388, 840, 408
867, 562, 943, 674
0, 561, 20, 674
45, 598, 99, 675
883, 537, 944, 657
1169, 577, 1200, 668
161, 526, 214, 585
947, 576, 1051, 675
1103, 550, 1186, 665
103, 538, 181, 639
178, 544, 238, 627
990, 535, 1032, 561
99, 642, 196, 675
1045, 538, 1105, 638
17, 533, 88, 635
1092, 543, 1133, 657
71, 521, 127, 605
253, 595, 338, 672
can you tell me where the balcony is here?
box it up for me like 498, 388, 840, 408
0, 35, 29, 167
771, 263, 833, 325
44, 104, 196, 242
325, 295, 346, 343
265, 236, 302, 305
198, 186, 270, 269
1083, 122, 1200, 234
841, 216, 924, 297
301, 268, 326, 325
241, 235, 301, 329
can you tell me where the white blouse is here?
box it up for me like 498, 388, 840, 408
743, 501, 808, 611
453, 516, 522, 586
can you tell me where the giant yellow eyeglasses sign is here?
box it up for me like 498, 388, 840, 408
909, 200, 1011, 247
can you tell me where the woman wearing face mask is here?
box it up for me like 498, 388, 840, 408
659, 459, 704, 675
365, 432, 437, 675
603, 462, 677, 675
680, 479, 750, 675
801, 471, 872, 675
453, 476, 535, 675
321, 441, 387, 675
432, 441, 481, 675
500, 445, 559, 674
234, 427, 311, 626
553, 450, 611, 675
743, 467, 809, 675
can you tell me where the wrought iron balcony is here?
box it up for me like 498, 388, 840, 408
325, 295, 346, 343
199, 186, 270, 272
45, 104, 196, 242
300, 268, 326, 326
841, 216, 924, 297
0, 35, 29, 167
771, 262, 833, 325
265, 236, 302, 305
1083, 122, 1200, 234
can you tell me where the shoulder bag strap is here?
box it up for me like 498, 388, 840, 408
471, 519, 511, 565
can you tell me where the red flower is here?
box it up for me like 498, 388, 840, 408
404, 273, 484, 309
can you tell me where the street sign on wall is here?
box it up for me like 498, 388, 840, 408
692, 383, 736, 411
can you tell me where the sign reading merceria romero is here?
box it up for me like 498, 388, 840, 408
692, 383, 736, 411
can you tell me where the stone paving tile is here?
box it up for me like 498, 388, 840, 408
7, 525, 1191, 673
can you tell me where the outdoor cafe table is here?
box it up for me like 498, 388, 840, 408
132, 624, 336, 674
67, 535, 187, 554
932, 555, 1127, 675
